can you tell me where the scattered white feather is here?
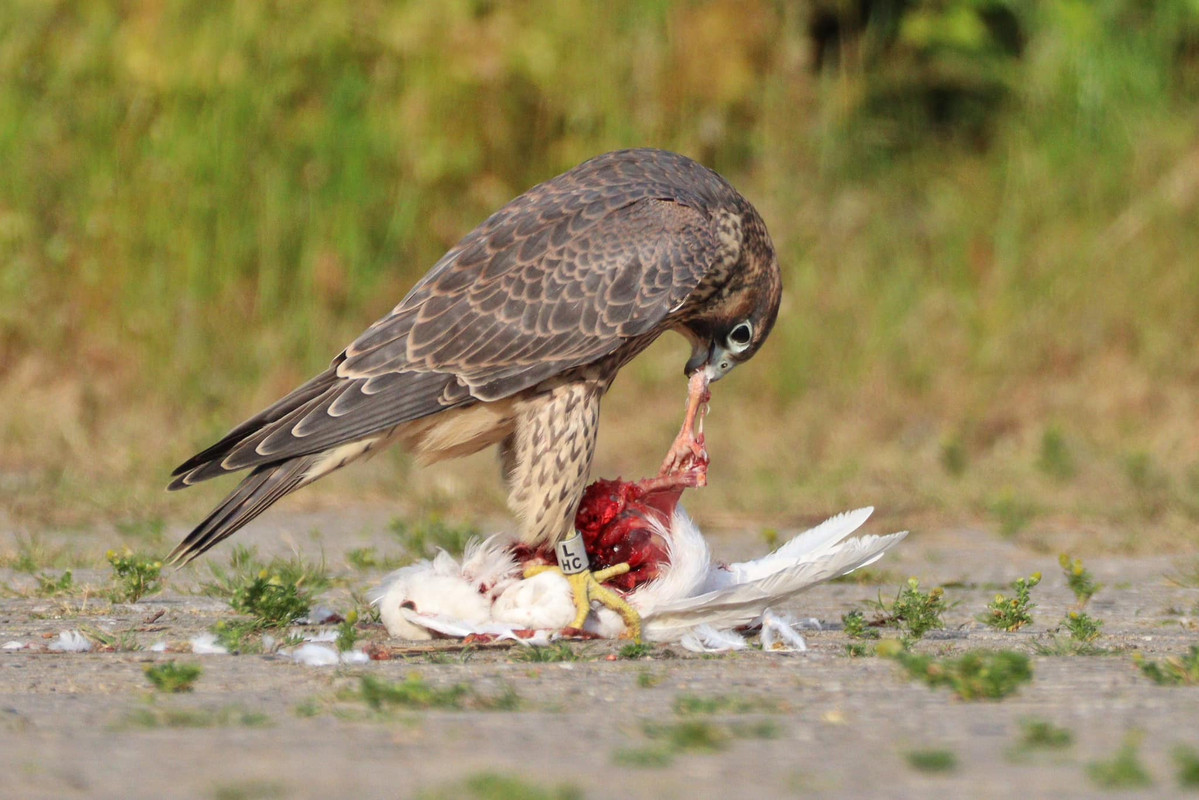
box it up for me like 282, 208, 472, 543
189, 633, 229, 655
3, 641, 25, 650
149, 641, 168, 652
680, 625, 747, 653
47, 630, 91, 652
340, 649, 370, 664
288, 643, 339, 666
458, 536, 521, 593
285, 643, 370, 666
304, 630, 339, 643
371, 506, 907, 647
759, 609, 808, 652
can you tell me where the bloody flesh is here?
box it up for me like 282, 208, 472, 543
510, 477, 685, 594
572, 478, 679, 593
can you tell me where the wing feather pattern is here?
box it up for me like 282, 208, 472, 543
173, 174, 723, 486
169, 149, 744, 563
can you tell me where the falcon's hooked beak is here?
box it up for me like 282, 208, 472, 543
684, 341, 737, 384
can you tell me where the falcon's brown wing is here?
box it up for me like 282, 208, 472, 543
170, 160, 726, 489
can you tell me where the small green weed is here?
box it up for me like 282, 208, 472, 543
390, 515, 478, 559
212, 779, 286, 800
1038, 427, 1076, 481
1060, 554, 1101, 605
345, 547, 406, 571
619, 642, 653, 659
877, 579, 946, 639
115, 705, 270, 730
33, 570, 75, 597
230, 571, 309, 626
336, 610, 359, 653
1, 533, 74, 573
612, 746, 673, 768
1175, 746, 1199, 789
1032, 634, 1108, 657
1062, 610, 1103, 643
144, 661, 202, 693
940, 435, 968, 476
672, 693, 782, 715
846, 642, 874, 657
888, 647, 1032, 700
209, 619, 266, 654
511, 642, 581, 663
905, 749, 957, 773
79, 625, 140, 652
1135, 646, 1199, 686
980, 572, 1041, 631
348, 587, 383, 624
107, 548, 164, 603
417, 772, 581, 800
359, 674, 467, 710
618, 716, 778, 768
346, 547, 380, 570
636, 670, 662, 688
1088, 733, 1153, 790
730, 719, 782, 739
1125, 451, 1168, 493
760, 527, 779, 550
293, 697, 321, 718
357, 674, 519, 712
988, 492, 1037, 538
642, 719, 728, 753
1018, 718, 1073, 750
842, 609, 880, 639
202, 546, 329, 628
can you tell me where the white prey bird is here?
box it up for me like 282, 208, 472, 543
370, 506, 906, 648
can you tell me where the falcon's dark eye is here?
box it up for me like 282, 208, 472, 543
727, 322, 753, 352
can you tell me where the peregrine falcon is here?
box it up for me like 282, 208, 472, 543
168, 148, 782, 640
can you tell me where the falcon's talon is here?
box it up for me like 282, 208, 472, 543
566, 570, 643, 642
524, 563, 642, 641
591, 563, 632, 583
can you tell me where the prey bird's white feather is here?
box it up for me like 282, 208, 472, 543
371, 506, 906, 646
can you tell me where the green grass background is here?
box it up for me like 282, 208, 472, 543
2, 0, 1198, 551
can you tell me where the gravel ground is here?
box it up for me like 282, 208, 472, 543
2, 510, 1198, 800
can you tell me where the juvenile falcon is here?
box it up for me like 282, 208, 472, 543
168, 148, 782, 640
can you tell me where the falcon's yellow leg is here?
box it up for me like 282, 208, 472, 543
524, 561, 643, 642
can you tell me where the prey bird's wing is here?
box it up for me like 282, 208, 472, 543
643, 531, 909, 639
171, 157, 723, 490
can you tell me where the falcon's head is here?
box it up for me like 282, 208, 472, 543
681, 208, 782, 383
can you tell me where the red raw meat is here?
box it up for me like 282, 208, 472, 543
573, 478, 680, 593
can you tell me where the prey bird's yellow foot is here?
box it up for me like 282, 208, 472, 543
658, 369, 713, 484
524, 562, 643, 642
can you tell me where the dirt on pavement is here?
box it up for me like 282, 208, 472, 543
2, 509, 1198, 799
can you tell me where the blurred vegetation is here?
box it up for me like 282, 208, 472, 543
2, 0, 1199, 549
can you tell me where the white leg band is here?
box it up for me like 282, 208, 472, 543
555, 532, 590, 575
